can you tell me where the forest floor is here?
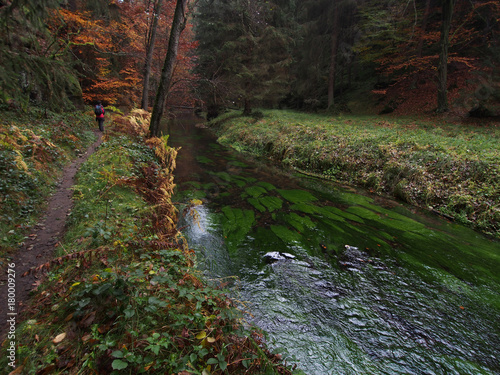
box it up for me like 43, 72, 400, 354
0, 131, 103, 340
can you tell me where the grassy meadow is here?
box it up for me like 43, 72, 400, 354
210, 110, 500, 238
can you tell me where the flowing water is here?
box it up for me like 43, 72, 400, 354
167, 115, 500, 375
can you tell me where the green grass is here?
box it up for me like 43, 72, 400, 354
211, 109, 500, 237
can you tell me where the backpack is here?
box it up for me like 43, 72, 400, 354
95, 105, 103, 116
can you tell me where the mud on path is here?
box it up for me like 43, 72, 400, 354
0, 131, 103, 340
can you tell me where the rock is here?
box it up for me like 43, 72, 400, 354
263, 251, 295, 264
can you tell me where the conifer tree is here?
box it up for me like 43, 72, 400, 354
436, 0, 455, 112
193, 0, 297, 115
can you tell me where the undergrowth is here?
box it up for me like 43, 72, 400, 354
0, 112, 293, 374
0, 107, 96, 267
210, 109, 500, 238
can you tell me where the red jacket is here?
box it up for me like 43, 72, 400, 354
95, 105, 105, 119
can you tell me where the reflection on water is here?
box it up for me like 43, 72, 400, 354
169, 115, 500, 375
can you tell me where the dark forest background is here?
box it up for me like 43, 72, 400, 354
1, 0, 499, 117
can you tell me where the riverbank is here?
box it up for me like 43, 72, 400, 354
209, 110, 500, 238
0, 109, 292, 374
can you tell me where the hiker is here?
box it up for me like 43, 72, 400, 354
94, 101, 105, 131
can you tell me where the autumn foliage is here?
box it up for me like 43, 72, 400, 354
46, 0, 197, 107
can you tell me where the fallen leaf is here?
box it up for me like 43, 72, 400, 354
98, 324, 111, 334
65, 313, 74, 322
81, 334, 91, 342
53, 332, 66, 344
196, 331, 207, 340
8, 365, 24, 375
80, 311, 96, 328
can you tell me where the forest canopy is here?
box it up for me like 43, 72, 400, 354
0, 0, 197, 110
193, 0, 500, 116
0, 0, 498, 117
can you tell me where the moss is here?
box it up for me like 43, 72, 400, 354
259, 196, 283, 212
220, 206, 255, 254
270, 225, 302, 245
195, 155, 215, 164
277, 189, 318, 204
285, 212, 316, 233
245, 185, 268, 198
256, 181, 277, 191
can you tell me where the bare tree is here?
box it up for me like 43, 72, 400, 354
149, 0, 188, 137
141, 0, 163, 110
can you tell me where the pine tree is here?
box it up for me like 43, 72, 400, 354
436, 0, 455, 112
193, 0, 297, 115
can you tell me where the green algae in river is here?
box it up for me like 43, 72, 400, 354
345, 206, 381, 221
248, 197, 266, 212
175, 184, 206, 201
208, 171, 255, 188
284, 212, 316, 233
260, 196, 283, 212
219, 206, 255, 254
289, 202, 322, 215
181, 181, 202, 189
277, 189, 318, 204
255, 181, 277, 191
247, 195, 283, 213
227, 160, 249, 168
195, 155, 215, 164
270, 225, 303, 246
244, 185, 267, 198
208, 143, 222, 150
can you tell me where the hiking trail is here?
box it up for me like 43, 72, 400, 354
0, 131, 103, 340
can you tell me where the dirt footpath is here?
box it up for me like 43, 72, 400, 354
0, 131, 103, 340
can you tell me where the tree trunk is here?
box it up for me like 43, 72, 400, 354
66, 0, 77, 11
149, 0, 188, 137
243, 98, 251, 116
327, 7, 340, 110
416, 0, 432, 59
437, 0, 455, 113
141, 0, 163, 110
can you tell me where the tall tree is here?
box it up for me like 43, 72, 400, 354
436, 0, 455, 112
149, 0, 188, 137
141, 0, 163, 110
327, 4, 340, 109
193, 0, 297, 115
290, 0, 358, 111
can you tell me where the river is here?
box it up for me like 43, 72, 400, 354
167, 114, 500, 375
